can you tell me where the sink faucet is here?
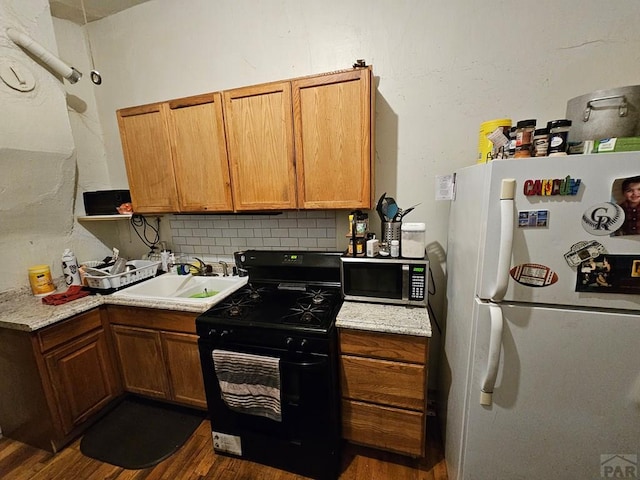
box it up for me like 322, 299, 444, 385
218, 260, 230, 277
173, 257, 217, 276
193, 257, 207, 275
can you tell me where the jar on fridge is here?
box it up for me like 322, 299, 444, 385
547, 119, 572, 156
515, 119, 536, 158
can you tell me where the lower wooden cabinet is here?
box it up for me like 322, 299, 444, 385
162, 330, 207, 407
341, 400, 425, 457
0, 307, 121, 452
108, 306, 206, 409
339, 328, 429, 457
110, 324, 169, 399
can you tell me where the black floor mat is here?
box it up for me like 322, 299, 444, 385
80, 396, 206, 470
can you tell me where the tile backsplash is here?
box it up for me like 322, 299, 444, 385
167, 211, 339, 261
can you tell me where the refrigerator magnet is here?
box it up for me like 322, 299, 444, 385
575, 254, 640, 294
563, 240, 606, 267
611, 175, 640, 237
518, 210, 548, 228
581, 202, 624, 236
510, 263, 558, 287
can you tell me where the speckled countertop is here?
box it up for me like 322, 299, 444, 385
0, 283, 104, 332
0, 277, 247, 332
336, 301, 432, 337
1, 278, 430, 338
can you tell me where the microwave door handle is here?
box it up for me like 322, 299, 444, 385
402, 264, 409, 301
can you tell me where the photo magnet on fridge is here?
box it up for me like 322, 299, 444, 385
518, 210, 549, 228
576, 254, 640, 294
611, 175, 640, 236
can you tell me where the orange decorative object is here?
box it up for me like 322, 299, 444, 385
117, 202, 133, 214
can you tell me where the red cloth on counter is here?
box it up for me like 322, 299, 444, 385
42, 285, 89, 305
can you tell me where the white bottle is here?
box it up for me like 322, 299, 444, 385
366, 238, 379, 258
62, 249, 82, 286
160, 250, 171, 272
390, 240, 400, 258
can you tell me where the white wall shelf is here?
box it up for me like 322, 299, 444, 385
77, 214, 132, 222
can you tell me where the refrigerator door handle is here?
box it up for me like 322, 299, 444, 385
480, 302, 503, 406
490, 178, 516, 302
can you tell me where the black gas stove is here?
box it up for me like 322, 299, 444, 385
196, 250, 343, 350
199, 283, 342, 330
196, 250, 344, 480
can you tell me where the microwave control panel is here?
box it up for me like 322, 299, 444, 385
408, 265, 427, 301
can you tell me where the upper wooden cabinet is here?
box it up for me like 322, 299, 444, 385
167, 93, 233, 212
224, 81, 297, 211
117, 93, 232, 214
117, 103, 179, 213
293, 68, 373, 209
116, 66, 374, 213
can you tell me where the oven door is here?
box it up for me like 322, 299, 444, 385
198, 336, 340, 478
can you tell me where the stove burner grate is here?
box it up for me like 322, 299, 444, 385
244, 284, 270, 301
301, 288, 334, 306
282, 302, 330, 326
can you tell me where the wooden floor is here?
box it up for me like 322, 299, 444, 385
0, 417, 447, 480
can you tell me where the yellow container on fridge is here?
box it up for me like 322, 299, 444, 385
28, 265, 56, 296
478, 118, 512, 163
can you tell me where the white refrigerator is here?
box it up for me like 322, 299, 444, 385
443, 152, 640, 480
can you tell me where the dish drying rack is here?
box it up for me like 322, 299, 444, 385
82, 259, 160, 291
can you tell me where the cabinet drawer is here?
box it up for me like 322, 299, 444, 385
341, 355, 425, 410
339, 329, 427, 363
37, 308, 102, 353
341, 399, 424, 457
107, 305, 197, 334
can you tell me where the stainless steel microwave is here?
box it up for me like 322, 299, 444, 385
340, 256, 428, 307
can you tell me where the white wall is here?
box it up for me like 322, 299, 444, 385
77, 0, 640, 338
87, 0, 640, 252
0, 0, 82, 291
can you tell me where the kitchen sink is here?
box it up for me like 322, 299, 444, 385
112, 273, 247, 304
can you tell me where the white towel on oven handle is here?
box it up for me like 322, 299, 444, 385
212, 349, 282, 422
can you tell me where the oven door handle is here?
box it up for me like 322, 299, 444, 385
281, 357, 328, 369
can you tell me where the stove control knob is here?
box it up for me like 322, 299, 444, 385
299, 339, 308, 352
207, 328, 218, 338
220, 329, 232, 339
285, 337, 295, 351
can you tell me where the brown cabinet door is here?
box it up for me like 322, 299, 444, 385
339, 329, 428, 364
292, 67, 373, 209
168, 93, 234, 212
117, 103, 179, 213
111, 324, 170, 400
44, 329, 120, 435
224, 81, 297, 211
161, 331, 207, 409
340, 355, 425, 411
342, 400, 425, 457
